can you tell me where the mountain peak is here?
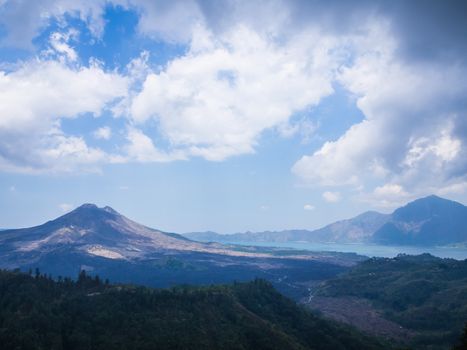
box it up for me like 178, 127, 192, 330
71, 203, 121, 216
76, 203, 99, 210
395, 195, 465, 217
373, 195, 467, 245
390, 195, 466, 224
406, 194, 459, 205
425, 194, 442, 200
414, 194, 449, 203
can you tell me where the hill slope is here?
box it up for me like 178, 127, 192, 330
304, 211, 390, 243
0, 270, 385, 350
0, 203, 251, 262
309, 254, 467, 349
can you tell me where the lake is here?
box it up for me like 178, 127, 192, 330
231, 241, 467, 260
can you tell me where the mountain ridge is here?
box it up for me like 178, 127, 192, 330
184, 195, 467, 246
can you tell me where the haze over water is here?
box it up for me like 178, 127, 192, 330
232, 241, 467, 260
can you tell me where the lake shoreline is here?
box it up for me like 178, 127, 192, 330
225, 241, 467, 260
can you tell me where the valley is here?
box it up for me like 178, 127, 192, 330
0, 197, 466, 349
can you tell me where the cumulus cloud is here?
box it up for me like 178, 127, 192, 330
0, 59, 128, 172
0, 0, 109, 48
0, 60, 127, 130
46, 30, 79, 63
130, 24, 339, 160
123, 128, 186, 163
0, 0, 466, 201
358, 183, 411, 208
437, 181, 467, 196
293, 20, 467, 203
322, 191, 340, 203
130, 0, 202, 43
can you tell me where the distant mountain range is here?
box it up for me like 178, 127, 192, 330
0, 204, 359, 298
184, 195, 467, 246
1, 195, 465, 298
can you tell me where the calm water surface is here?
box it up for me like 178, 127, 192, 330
232, 241, 467, 260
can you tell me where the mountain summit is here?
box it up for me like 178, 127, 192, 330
0, 204, 354, 296
372, 195, 467, 245
0, 203, 258, 266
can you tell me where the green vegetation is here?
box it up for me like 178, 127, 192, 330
0, 269, 385, 350
315, 254, 467, 349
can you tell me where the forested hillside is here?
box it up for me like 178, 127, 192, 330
312, 254, 467, 349
0, 269, 384, 350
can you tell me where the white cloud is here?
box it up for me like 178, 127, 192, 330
0, 0, 465, 198
403, 125, 461, 167
42, 133, 106, 166
0, 0, 110, 48
130, 0, 202, 43
59, 203, 74, 212
130, 24, 339, 161
0, 0, 202, 49
46, 30, 79, 63
357, 183, 412, 209
0, 59, 128, 172
123, 127, 186, 163
303, 204, 315, 211
93, 126, 112, 140
293, 21, 467, 199
277, 118, 319, 144
437, 181, 467, 196
322, 191, 340, 203
0, 60, 127, 131
373, 183, 407, 197
292, 122, 371, 186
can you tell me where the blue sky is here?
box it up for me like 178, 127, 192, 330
0, 1, 466, 233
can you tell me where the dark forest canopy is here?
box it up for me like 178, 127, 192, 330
315, 254, 467, 349
0, 269, 384, 350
